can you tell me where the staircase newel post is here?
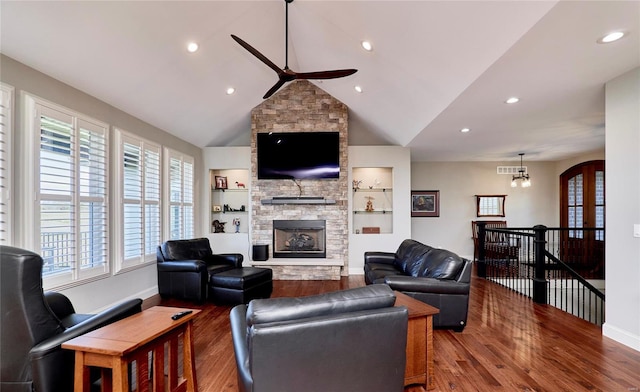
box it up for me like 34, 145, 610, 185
533, 224, 548, 304
477, 222, 487, 278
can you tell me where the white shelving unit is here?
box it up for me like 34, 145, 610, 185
202, 147, 251, 260
352, 167, 393, 234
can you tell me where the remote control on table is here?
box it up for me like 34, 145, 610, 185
171, 310, 193, 320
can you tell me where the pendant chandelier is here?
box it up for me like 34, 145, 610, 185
511, 153, 531, 188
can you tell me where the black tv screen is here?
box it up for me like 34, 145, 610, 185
257, 132, 340, 179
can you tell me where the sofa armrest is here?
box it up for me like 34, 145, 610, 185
157, 260, 207, 273
32, 298, 143, 358
30, 298, 142, 392
44, 292, 76, 320
211, 253, 244, 268
230, 305, 253, 392
364, 251, 396, 265
384, 275, 470, 295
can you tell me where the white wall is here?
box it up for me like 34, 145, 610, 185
410, 160, 557, 259
2, 55, 202, 313
603, 67, 640, 351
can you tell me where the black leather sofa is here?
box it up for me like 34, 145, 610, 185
230, 285, 408, 392
157, 237, 244, 302
364, 239, 472, 331
1, 245, 142, 392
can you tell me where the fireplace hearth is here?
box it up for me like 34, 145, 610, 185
273, 220, 326, 258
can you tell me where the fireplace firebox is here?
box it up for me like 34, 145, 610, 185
273, 220, 326, 258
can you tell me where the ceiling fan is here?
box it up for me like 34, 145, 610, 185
231, 0, 357, 99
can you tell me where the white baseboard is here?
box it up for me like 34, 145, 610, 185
602, 322, 640, 352
348, 267, 364, 276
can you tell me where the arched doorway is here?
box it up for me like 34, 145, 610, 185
559, 160, 605, 279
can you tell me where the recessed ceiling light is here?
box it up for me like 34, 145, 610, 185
354, 85, 363, 93
187, 42, 199, 53
226, 87, 235, 95
361, 41, 373, 51
460, 128, 470, 133
505, 97, 520, 104
597, 31, 625, 44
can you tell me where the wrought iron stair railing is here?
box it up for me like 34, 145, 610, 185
476, 223, 605, 325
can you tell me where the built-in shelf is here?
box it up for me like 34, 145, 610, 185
353, 187, 392, 192
210, 169, 249, 233
261, 197, 336, 205
352, 167, 393, 234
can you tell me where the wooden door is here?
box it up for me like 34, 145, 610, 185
559, 160, 604, 278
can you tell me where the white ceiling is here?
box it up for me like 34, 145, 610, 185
2, 1, 638, 162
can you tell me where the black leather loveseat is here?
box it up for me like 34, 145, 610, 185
364, 239, 472, 331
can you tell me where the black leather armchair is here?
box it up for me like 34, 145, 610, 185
230, 285, 408, 392
0, 245, 143, 392
157, 237, 243, 302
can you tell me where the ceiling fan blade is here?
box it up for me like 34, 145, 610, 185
231, 34, 283, 75
263, 79, 288, 99
294, 69, 358, 80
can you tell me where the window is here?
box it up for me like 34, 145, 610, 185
165, 149, 194, 240
114, 130, 161, 271
27, 95, 109, 289
0, 84, 14, 245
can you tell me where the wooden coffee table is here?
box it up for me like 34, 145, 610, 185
63, 306, 200, 392
394, 291, 439, 390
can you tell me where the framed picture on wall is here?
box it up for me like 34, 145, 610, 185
215, 176, 228, 190
411, 190, 440, 217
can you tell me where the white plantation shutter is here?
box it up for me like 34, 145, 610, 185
34, 99, 109, 287
118, 130, 161, 269
0, 84, 13, 245
167, 150, 194, 240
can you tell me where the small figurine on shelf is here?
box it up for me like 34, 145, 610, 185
212, 219, 226, 233
235, 181, 246, 188
365, 196, 375, 212
352, 179, 362, 190
233, 218, 241, 233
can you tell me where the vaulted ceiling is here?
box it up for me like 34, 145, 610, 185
2, 1, 638, 162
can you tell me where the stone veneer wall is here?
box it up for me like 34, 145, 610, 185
250, 80, 349, 280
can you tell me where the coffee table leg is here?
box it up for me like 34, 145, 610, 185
426, 315, 434, 390
74, 351, 90, 392
183, 322, 198, 392
111, 357, 129, 392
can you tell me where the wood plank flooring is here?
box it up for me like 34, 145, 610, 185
147, 273, 640, 392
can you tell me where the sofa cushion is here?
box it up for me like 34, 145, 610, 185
246, 284, 396, 327
419, 248, 465, 279
161, 238, 213, 261
394, 239, 433, 276
364, 263, 404, 284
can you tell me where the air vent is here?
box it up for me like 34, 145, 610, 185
497, 166, 527, 175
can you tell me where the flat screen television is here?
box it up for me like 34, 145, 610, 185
257, 132, 340, 179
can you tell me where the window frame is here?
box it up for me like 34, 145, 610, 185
164, 148, 194, 240
113, 128, 162, 272
24, 93, 110, 290
0, 83, 14, 245
475, 194, 506, 217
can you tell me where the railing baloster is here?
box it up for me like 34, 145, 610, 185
476, 222, 606, 325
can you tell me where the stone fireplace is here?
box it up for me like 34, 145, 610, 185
273, 220, 326, 258
250, 80, 349, 280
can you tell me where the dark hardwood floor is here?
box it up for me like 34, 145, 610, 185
147, 273, 640, 392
